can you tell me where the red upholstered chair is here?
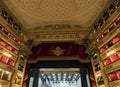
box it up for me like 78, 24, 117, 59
109, 23, 116, 31
100, 46, 107, 53
12, 49, 17, 54
15, 38, 20, 44
110, 53, 120, 62
2, 28, 9, 35
116, 16, 120, 25
103, 29, 109, 37
0, 55, 8, 63
108, 72, 118, 81
8, 34, 16, 41
103, 58, 112, 66
112, 37, 120, 44
5, 45, 12, 51
0, 41, 6, 47
116, 70, 120, 79
7, 59, 14, 66
97, 35, 103, 42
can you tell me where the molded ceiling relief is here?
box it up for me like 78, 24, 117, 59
12, 0, 95, 19
2, 0, 111, 29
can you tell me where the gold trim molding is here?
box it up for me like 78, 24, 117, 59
28, 56, 90, 63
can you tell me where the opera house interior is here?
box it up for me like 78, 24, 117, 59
0, 0, 120, 87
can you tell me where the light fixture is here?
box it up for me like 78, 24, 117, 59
106, 50, 115, 56
3, 52, 11, 57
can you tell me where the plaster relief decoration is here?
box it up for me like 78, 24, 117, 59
51, 47, 64, 56
2, 0, 111, 29
44, 24, 71, 29
10, 0, 96, 19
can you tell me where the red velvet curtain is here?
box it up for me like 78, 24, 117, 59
23, 63, 30, 87
29, 42, 88, 60
88, 63, 96, 87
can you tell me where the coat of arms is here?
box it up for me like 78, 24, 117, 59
51, 47, 64, 56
